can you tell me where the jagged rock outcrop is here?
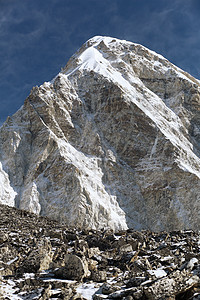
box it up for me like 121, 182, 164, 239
0, 36, 200, 231
0, 204, 200, 299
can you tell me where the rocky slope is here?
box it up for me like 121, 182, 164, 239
0, 36, 200, 231
0, 204, 200, 299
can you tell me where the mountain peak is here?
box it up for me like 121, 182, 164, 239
0, 37, 200, 231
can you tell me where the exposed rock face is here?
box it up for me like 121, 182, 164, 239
0, 36, 200, 231
0, 204, 200, 299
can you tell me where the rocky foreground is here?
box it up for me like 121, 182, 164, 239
0, 204, 199, 299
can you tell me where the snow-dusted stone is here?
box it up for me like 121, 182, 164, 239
144, 270, 199, 300
0, 36, 200, 231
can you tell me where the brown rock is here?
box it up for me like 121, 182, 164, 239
54, 254, 90, 280
17, 238, 53, 274
91, 270, 107, 282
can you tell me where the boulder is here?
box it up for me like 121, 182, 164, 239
17, 238, 53, 274
54, 254, 90, 280
144, 270, 199, 299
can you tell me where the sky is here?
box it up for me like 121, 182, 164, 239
0, 0, 200, 124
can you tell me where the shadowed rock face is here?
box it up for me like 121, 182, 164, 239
0, 36, 200, 231
0, 204, 200, 299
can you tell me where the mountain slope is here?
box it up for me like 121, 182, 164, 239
0, 36, 200, 231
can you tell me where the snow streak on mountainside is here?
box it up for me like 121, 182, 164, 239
0, 36, 200, 231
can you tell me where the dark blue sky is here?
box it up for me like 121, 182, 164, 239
1, 0, 200, 124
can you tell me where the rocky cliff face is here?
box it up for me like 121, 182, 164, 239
0, 36, 200, 231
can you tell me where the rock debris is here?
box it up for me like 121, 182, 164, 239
0, 204, 199, 299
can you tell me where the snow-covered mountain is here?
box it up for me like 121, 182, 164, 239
0, 36, 200, 231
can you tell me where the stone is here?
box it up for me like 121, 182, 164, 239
144, 270, 199, 300
74, 239, 89, 253
0, 205, 199, 299
0, 232, 8, 243
17, 237, 53, 274
119, 244, 133, 253
91, 270, 107, 282
88, 259, 98, 271
87, 247, 101, 259
54, 254, 90, 280
101, 283, 121, 295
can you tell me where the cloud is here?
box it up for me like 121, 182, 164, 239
0, 3, 46, 45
